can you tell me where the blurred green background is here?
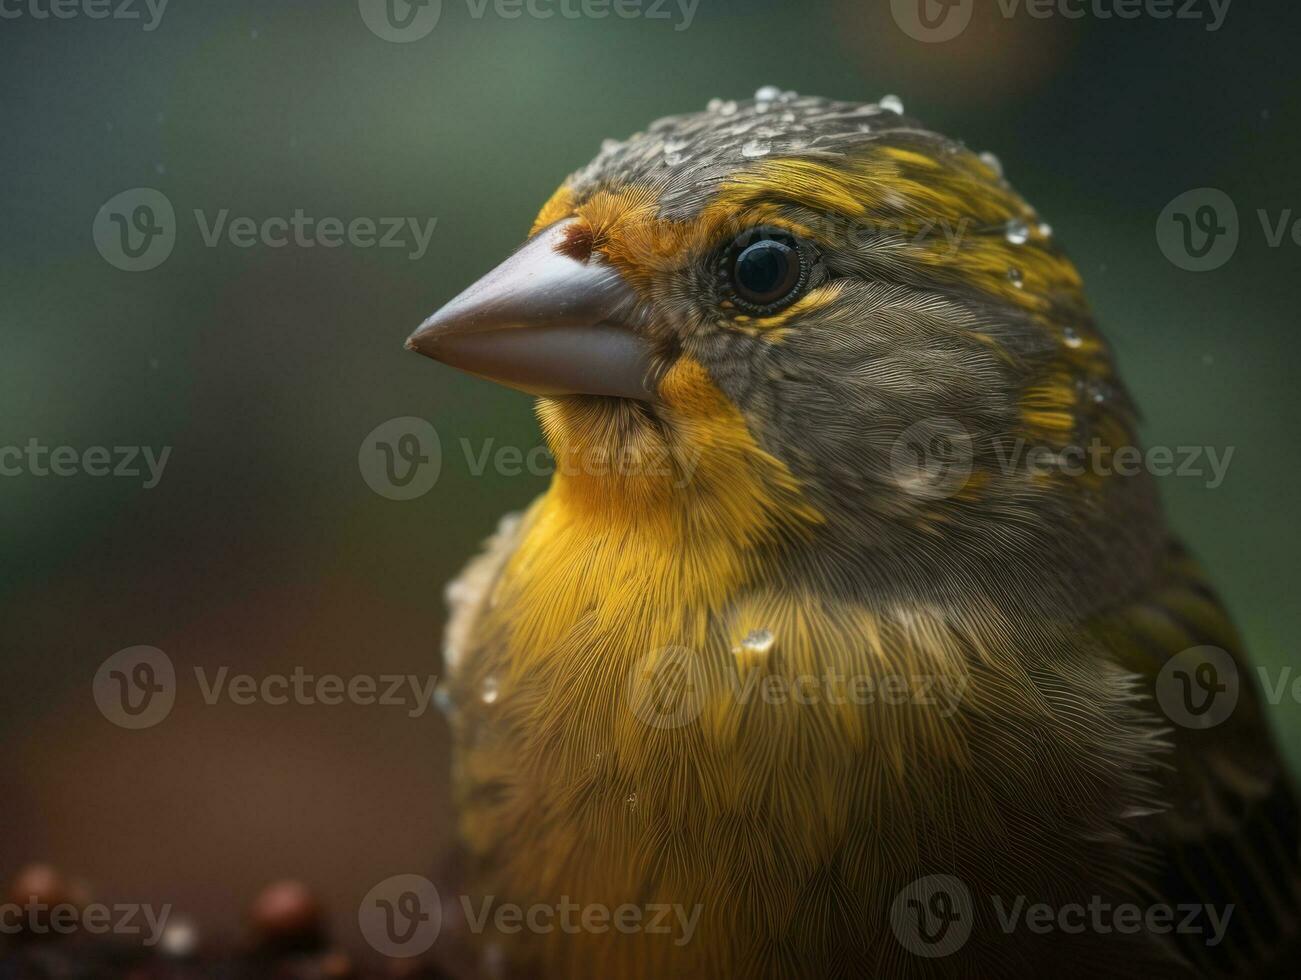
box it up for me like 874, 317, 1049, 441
2, 0, 1298, 955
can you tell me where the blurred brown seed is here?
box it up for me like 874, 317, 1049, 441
319, 950, 356, 979
8, 864, 69, 909
249, 879, 325, 952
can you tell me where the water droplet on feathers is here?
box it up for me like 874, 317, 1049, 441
741, 629, 775, 656
1006, 266, 1024, 288
754, 85, 782, 103
742, 140, 771, 159
434, 685, 457, 720
879, 94, 905, 114
979, 151, 1004, 178
480, 676, 500, 704
1005, 219, 1030, 245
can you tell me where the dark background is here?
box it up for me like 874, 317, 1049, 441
2, 0, 1298, 959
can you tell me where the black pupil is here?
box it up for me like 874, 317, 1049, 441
734, 238, 797, 304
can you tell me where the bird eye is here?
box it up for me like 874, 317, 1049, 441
720, 227, 811, 315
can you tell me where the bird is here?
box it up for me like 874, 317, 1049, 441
405, 90, 1299, 979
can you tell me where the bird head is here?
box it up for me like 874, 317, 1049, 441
408, 92, 1162, 612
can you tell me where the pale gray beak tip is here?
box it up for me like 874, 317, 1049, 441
404, 218, 655, 401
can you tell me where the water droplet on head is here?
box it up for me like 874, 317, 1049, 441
1005, 220, 1030, 245
1089, 382, 1109, 405
741, 629, 775, 656
979, 151, 1003, 178
1038, 222, 1053, 238
741, 140, 771, 160
706, 97, 724, 113
718, 100, 739, 116
479, 676, 500, 705
754, 85, 782, 103
1006, 266, 1024, 288
1063, 326, 1083, 349
664, 152, 687, 167
879, 94, 905, 115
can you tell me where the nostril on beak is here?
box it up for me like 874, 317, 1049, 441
554, 219, 595, 263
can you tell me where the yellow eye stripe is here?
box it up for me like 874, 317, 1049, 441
730, 282, 847, 337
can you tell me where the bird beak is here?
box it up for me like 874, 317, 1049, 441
405, 218, 655, 400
